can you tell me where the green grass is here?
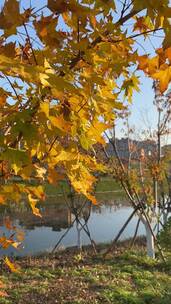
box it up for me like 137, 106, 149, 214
95, 176, 121, 192
45, 176, 122, 197
7, 176, 123, 201
44, 180, 70, 196
0, 247, 170, 304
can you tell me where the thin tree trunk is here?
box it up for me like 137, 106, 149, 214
141, 216, 155, 258
76, 221, 82, 250
145, 222, 155, 258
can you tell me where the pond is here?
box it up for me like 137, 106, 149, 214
0, 193, 146, 256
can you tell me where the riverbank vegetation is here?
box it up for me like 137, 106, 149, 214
45, 176, 122, 197
0, 242, 170, 304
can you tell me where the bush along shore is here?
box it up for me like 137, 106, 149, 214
0, 238, 171, 304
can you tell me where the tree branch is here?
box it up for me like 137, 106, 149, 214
3, 74, 20, 103
59, 9, 141, 76
23, 23, 38, 65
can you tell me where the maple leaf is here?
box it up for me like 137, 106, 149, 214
87, 121, 110, 145
0, 95, 6, 106
48, 0, 68, 13
134, 16, 153, 33
3, 217, 13, 230
28, 194, 42, 217
153, 65, 171, 93
0, 196, 5, 204
0, 236, 20, 250
4, 257, 20, 273
0, 290, 8, 298
0, 0, 22, 36
50, 115, 71, 132
40, 102, 50, 118
16, 229, 25, 242
48, 169, 63, 185
138, 55, 159, 75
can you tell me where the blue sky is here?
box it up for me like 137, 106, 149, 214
0, 0, 170, 144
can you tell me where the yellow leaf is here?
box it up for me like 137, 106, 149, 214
28, 194, 42, 217
11, 242, 20, 249
12, 164, 21, 175
80, 134, 92, 150
40, 73, 50, 87
44, 58, 54, 74
87, 121, 109, 145
4, 257, 20, 273
68, 164, 97, 201
50, 115, 71, 132
153, 65, 171, 92
26, 185, 45, 201
54, 150, 76, 163
34, 165, 46, 179
40, 102, 49, 118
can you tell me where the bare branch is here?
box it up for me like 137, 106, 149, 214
3, 74, 20, 103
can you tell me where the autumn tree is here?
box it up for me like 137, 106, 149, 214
0, 0, 171, 261
100, 81, 171, 259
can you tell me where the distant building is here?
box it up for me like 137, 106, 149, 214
106, 137, 157, 160
162, 144, 171, 156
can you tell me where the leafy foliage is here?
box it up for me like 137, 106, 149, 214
158, 217, 171, 251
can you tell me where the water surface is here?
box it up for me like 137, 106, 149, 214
0, 195, 146, 256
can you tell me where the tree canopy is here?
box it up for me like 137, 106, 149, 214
0, 0, 171, 216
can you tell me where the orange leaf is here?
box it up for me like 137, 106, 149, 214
0, 290, 8, 297
40, 26, 48, 37
48, 168, 61, 185
86, 194, 97, 205
3, 216, 13, 230
138, 55, 159, 74
0, 237, 11, 249
0, 95, 6, 106
0, 195, 5, 204
4, 257, 20, 273
165, 47, 171, 62
153, 65, 171, 93
16, 229, 25, 242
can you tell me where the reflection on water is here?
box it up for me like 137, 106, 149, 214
0, 196, 145, 256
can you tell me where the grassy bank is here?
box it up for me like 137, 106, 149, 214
0, 243, 170, 304
45, 176, 122, 196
